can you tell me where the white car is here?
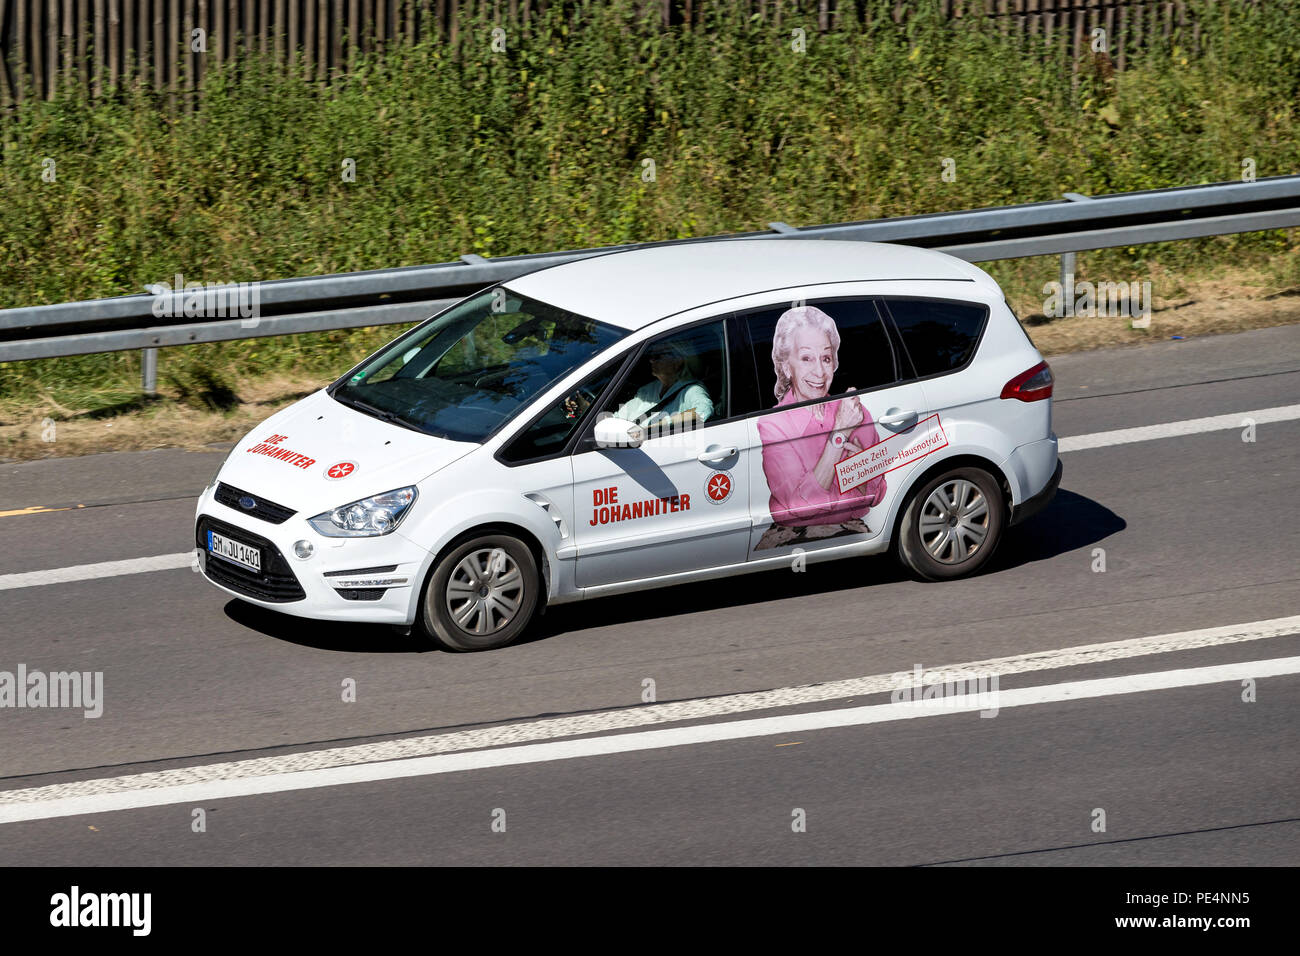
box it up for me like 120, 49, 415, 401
196, 239, 1060, 650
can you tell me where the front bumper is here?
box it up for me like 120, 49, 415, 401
194, 486, 431, 624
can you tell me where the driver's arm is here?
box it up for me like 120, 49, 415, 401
677, 385, 713, 426
645, 407, 699, 438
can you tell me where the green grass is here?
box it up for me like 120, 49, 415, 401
1, 0, 1297, 412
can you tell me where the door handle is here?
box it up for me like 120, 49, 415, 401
698, 444, 738, 463
878, 408, 918, 430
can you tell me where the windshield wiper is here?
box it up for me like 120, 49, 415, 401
331, 392, 429, 435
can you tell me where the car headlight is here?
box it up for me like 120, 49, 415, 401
308, 486, 418, 537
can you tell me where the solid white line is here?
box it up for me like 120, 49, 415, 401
1058, 403, 1300, 452
1, 656, 1295, 825
0, 552, 193, 591
3, 615, 1295, 806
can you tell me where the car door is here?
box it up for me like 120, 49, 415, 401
736, 295, 942, 561
494, 356, 628, 564
571, 318, 751, 589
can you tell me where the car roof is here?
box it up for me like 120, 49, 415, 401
504, 238, 989, 330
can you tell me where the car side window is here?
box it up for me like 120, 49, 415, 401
597, 320, 729, 437
497, 358, 623, 464
740, 298, 897, 414
883, 298, 989, 378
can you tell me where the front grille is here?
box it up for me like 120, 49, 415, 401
197, 515, 306, 603
214, 482, 296, 524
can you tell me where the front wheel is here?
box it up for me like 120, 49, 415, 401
421, 534, 540, 651
897, 467, 1005, 581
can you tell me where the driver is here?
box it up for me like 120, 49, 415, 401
566, 339, 713, 432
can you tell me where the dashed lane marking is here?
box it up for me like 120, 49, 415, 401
1058, 403, 1300, 452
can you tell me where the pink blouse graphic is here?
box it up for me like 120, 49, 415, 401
754, 305, 888, 551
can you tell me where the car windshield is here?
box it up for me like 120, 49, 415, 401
329, 288, 625, 442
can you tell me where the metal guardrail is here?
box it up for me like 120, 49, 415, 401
2, 175, 1298, 373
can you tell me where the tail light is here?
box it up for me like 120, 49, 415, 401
1001, 361, 1054, 402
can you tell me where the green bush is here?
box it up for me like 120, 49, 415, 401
1, 0, 1296, 408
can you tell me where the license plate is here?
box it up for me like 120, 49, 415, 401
208, 530, 261, 573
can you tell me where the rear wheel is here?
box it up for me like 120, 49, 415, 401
898, 467, 1005, 581
421, 533, 540, 651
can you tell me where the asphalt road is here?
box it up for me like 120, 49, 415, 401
0, 324, 1297, 865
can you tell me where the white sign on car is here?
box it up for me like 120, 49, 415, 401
196, 239, 1060, 650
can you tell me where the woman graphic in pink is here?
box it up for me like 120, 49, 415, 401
754, 305, 888, 551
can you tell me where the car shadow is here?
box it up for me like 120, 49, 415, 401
531, 551, 909, 640
536, 486, 1124, 639
986, 488, 1126, 574
222, 599, 431, 653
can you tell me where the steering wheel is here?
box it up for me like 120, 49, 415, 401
565, 386, 600, 419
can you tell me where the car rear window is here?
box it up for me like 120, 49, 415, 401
884, 298, 988, 378
738, 298, 897, 415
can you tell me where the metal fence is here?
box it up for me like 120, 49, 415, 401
3, 174, 1298, 394
0, 0, 1210, 103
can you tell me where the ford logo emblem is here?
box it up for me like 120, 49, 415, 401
238, 496, 257, 510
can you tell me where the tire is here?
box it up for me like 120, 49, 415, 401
421, 533, 540, 651
897, 467, 1005, 581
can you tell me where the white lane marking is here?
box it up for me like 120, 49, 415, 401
1, 656, 1295, 824
2, 405, 1295, 590
2, 615, 1297, 813
1059, 403, 1300, 452
0, 552, 193, 591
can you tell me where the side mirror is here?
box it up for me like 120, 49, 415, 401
593, 415, 645, 449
